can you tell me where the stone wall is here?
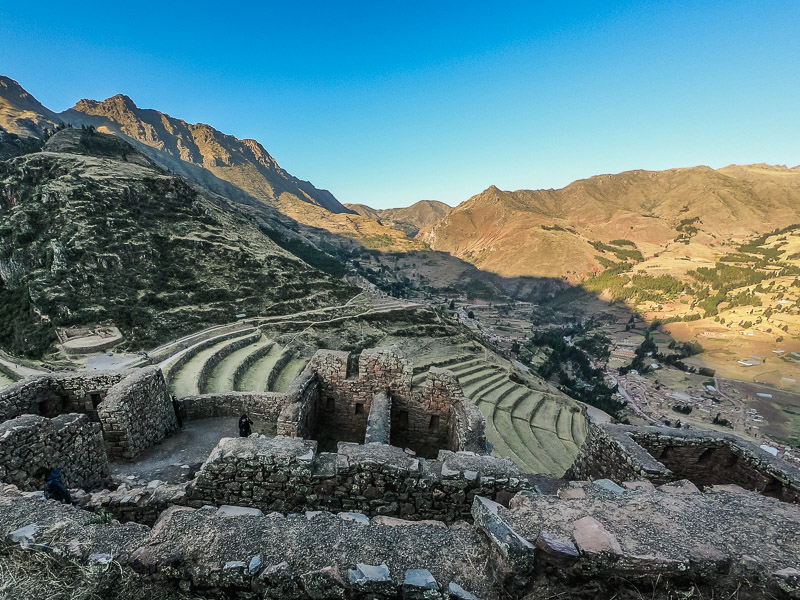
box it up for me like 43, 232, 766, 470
285, 346, 487, 456
276, 369, 319, 438
98, 367, 179, 460
1, 484, 496, 599
0, 413, 108, 491
178, 391, 291, 433
364, 392, 391, 445
310, 348, 414, 444
565, 423, 672, 484
448, 390, 487, 455
0, 371, 127, 422
567, 423, 800, 502
4, 480, 800, 599
82, 481, 188, 526
186, 435, 531, 523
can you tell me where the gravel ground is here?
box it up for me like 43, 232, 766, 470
110, 418, 239, 485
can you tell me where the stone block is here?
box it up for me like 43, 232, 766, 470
348, 562, 395, 595
447, 582, 482, 599
471, 496, 535, 572
572, 516, 622, 555
216, 505, 264, 517
403, 568, 440, 599
300, 565, 347, 599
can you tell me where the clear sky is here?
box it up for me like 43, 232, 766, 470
1, 1, 798, 208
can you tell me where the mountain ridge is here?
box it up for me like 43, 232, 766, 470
0, 75, 426, 253
344, 200, 451, 236
0, 127, 356, 357
419, 164, 800, 281
62, 93, 351, 214
0, 76, 62, 138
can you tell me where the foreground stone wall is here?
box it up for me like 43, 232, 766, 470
98, 367, 178, 460
0, 413, 108, 491
4, 479, 800, 599
473, 479, 800, 599
0, 371, 127, 422
186, 435, 530, 522
567, 423, 800, 503
1, 484, 496, 599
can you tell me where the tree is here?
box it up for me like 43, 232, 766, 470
449, 299, 455, 310
467, 310, 475, 319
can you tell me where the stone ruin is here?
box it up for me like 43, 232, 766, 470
567, 422, 800, 503
1, 345, 800, 598
0, 367, 178, 491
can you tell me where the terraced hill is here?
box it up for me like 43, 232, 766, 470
412, 353, 587, 476
162, 328, 309, 397
0, 127, 357, 358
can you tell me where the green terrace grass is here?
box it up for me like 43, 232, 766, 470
447, 355, 587, 476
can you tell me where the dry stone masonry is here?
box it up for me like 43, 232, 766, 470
98, 367, 179, 459
3, 345, 800, 598
278, 346, 487, 457
0, 370, 127, 421
185, 435, 531, 522
567, 422, 800, 502
0, 366, 178, 490
0, 412, 108, 491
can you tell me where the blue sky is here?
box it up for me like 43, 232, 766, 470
2, 1, 798, 208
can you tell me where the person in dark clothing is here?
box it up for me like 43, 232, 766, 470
239, 414, 253, 437
171, 395, 183, 429
44, 468, 73, 504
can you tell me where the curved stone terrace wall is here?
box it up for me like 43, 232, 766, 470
567, 423, 800, 503
160, 327, 257, 384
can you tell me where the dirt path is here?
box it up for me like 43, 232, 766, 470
0, 355, 45, 378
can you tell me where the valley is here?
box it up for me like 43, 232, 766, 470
1, 73, 799, 478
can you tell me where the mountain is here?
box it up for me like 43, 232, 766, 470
344, 200, 452, 236
0, 127, 357, 358
0, 76, 62, 138
52, 86, 424, 251
60, 93, 351, 214
419, 166, 800, 281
